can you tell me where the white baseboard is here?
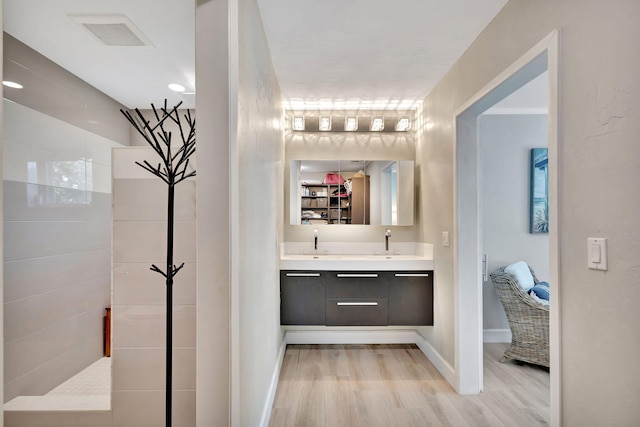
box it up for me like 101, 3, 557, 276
284, 329, 418, 345
483, 329, 511, 343
258, 337, 287, 427
414, 331, 456, 387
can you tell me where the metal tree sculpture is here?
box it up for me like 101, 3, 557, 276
121, 100, 195, 427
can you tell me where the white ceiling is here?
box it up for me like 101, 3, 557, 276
256, 0, 510, 110
3, 0, 511, 111
4, 0, 196, 109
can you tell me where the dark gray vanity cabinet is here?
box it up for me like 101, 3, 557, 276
280, 271, 326, 325
280, 270, 434, 326
387, 272, 433, 326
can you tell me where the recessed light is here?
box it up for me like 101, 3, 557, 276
370, 117, 384, 132
168, 83, 186, 93
344, 117, 358, 131
292, 116, 305, 131
3, 81, 23, 89
395, 118, 411, 131
319, 116, 331, 131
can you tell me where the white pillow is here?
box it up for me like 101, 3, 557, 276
504, 261, 535, 291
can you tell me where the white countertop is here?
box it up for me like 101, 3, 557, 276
280, 254, 433, 271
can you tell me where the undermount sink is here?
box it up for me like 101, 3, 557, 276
279, 253, 433, 271
281, 254, 424, 260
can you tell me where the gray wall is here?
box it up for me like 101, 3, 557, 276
417, 0, 640, 424
480, 114, 549, 332
2, 35, 128, 402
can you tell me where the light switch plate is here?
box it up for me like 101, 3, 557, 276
442, 231, 450, 247
587, 238, 607, 271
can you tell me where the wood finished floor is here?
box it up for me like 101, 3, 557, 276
268, 343, 549, 427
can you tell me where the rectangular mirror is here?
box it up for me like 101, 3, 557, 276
289, 160, 414, 226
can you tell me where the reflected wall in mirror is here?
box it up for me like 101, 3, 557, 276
290, 160, 414, 226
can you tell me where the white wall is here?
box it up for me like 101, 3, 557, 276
417, 0, 640, 424
480, 113, 549, 332
237, 1, 285, 425
3, 100, 122, 401
195, 1, 285, 425
195, 0, 232, 425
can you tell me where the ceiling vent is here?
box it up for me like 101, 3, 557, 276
69, 14, 152, 47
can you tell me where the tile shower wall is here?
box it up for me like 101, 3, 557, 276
3, 100, 124, 401
112, 147, 196, 427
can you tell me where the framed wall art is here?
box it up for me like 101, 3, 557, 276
530, 148, 549, 233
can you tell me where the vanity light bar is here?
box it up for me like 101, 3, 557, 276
290, 114, 414, 132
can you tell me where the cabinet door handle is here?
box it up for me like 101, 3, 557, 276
336, 302, 378, 306
336, 273, 379, 278
285, 273, 321, 277
394, 273, 429, 277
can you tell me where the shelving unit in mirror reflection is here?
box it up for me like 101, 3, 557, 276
292, 159, 413, 226
300, 175, 369, 225
301, 183, 350, 224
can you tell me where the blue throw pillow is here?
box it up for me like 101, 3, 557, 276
504, 261, 535, 291
530, 283, 550, 300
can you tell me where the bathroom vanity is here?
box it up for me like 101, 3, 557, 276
283, 157, 432, 327
280, 254, 434, 327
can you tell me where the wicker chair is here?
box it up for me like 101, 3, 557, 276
490, 266, 549, 367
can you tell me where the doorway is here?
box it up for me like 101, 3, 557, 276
453, 30, 560, 424
480, 72, 549, 344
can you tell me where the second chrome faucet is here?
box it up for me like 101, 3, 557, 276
385, 229, 391, 251
314, 228, 318, 251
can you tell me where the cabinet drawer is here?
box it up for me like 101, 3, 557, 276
326, 298, 388, 326
326, 272, 388, 298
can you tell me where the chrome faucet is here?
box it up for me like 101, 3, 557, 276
385, 229, 391, 251
314, 228, 318, 251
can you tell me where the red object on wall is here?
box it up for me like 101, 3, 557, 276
104, 307, 111, 357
